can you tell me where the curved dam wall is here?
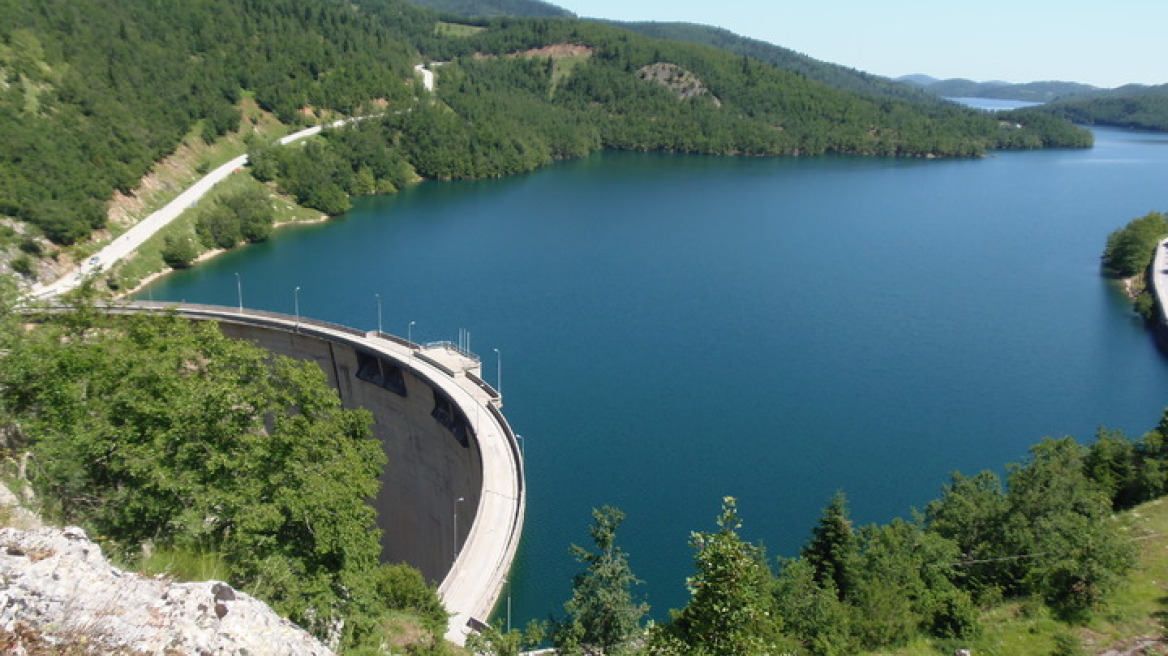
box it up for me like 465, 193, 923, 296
116, 302, 524, 645
1153, 239, 1168, 349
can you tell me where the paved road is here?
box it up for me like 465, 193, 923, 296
28, 117, 363, 301
29, 62, 438, 303
415, 63, 439, 93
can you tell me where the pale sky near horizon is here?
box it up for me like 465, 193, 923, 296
558, 0, 1165, 89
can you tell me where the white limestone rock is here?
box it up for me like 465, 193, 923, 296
0, 524, 335, 656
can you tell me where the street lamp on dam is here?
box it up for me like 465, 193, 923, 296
293, 286, 301, 331
454, 496, 465, 560
375, 293, 382, 334
493, 348, 502, 398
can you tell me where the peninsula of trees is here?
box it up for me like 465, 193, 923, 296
1, 0, 1092, 251
1039, 85, 1168, 133
1102, 211, 1168, 320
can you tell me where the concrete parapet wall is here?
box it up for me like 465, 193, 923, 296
1148, 240, 1168, 350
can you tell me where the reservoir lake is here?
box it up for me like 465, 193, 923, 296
141, 126, 1168, 624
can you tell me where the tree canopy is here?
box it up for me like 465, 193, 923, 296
555, 506, 648, 655
1102, 211, 1167, 277
572, 417, 1155, 655
0, 302, 449, 652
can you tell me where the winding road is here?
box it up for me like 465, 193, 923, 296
30, 63, 440, 301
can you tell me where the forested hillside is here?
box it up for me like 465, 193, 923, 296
0, 0, 437, 244
405, 0, 573, 18
611, 21, 950, 106
901, 76, 1099, 103
412, 17, 1091, 156
1038, 84, 1168, 132
0, 0, 1092, 251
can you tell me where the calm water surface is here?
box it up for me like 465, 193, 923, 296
142, 127, 1168, 624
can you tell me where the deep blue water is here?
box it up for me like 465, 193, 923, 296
141, 127, 1168, 625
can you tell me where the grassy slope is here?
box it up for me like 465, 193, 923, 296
94, 99, 341, 293
873, 498, 1168, 655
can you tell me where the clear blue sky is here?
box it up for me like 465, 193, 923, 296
559, 0, 1165, 88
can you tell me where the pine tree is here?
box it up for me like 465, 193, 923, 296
802, 491, 857, 601
557, 506, 648, 655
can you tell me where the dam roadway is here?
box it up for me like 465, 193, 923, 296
1154, 239, 1168, 328
107, 301, 524, 646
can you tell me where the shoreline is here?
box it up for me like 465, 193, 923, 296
118, 213, 331, 299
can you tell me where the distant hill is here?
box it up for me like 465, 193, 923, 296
1037, 84, 1168, 132
899, 76, 1099, 103
0, 0, 1093, 246
898, 74, 940, 86
609, 21, 951, 106
404, 0, 573, 18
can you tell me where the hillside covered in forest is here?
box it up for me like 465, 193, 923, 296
406, 0, 573, 18
1, 0, 1091, 251
900, 76, 1100, 103
1037, 84, 1168, 132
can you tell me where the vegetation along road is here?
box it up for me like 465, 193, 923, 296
27, 114, 392, 301
27, 62, 445, 302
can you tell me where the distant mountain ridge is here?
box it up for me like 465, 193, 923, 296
899, 75, 1099, 102
898, 74, 1168, 132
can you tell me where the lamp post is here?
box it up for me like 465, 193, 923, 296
453, 496, 465, 560
234, 272, 242, 313
408, 320, 416, 347
493, 348, 502, 398
294, 286, 301, 331
375, 293, 382, 334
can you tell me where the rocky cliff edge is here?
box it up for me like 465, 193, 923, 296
0, 484, 334, 656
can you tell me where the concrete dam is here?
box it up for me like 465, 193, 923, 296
119, 301, 525, 646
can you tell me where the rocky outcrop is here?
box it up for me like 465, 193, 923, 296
0, 524, 334, 656
636, 62, 722, 106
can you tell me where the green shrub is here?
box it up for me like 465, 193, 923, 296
18, 237, 42, 256
1102, 211, 1168, 277
160, 235, 198, 268
10, 255, 33, 276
